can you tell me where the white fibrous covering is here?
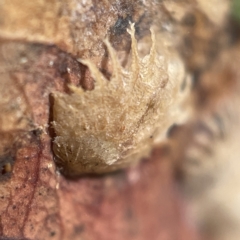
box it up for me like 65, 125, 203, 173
52, 23, 190, 176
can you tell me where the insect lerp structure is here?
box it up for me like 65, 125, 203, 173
52, 23, 190, 176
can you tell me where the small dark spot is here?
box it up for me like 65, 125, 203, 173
58, 58, 68, 74
182, 13, 196, 27
134, 13, 153, 39
167, 124, 178, 137
99, 68, 112, 80
50, 231, 56, 237
149, 136, 153, 139
74, 224, 85, 234
12, 205, 16, 210
112, 15, 132, 35
31, 128, 42, 137
30, 224, 34, 230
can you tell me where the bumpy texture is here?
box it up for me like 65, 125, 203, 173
52, 23, 190, 176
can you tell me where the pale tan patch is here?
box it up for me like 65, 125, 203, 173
52, 23, 190, 176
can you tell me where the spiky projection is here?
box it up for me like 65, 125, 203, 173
52, 23, 189, 176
